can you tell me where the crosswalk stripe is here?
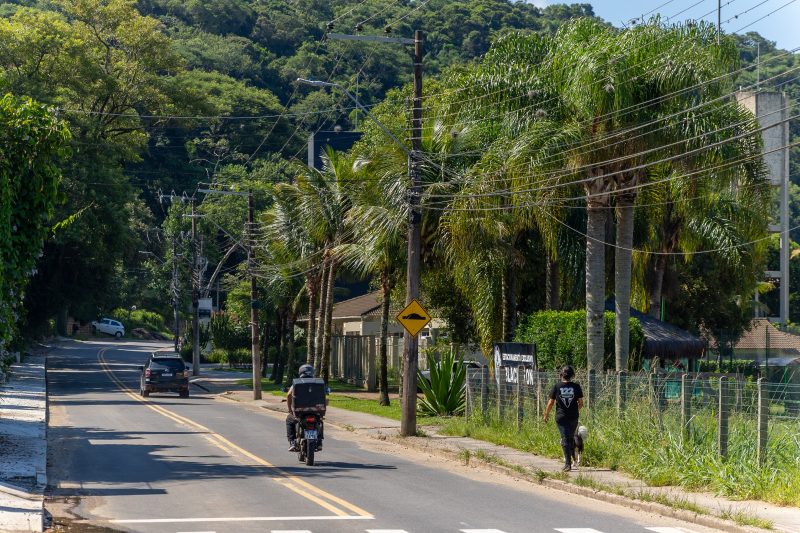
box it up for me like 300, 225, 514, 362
365, 530, 410, 533
270, 530, 311, 533
554, 529, 605, 533
460, 529, 508, 533
645, 528, 701, 533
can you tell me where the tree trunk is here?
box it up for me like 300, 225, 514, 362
261, 318, 270, 378
270, 311, 282, 381
585, 196, 608, 374
305, 269, 319, 365
320, 259, 338, 384
283, 310, 297, 389
501, 265, 518, 341
648, 254, 668, 319
379, 269, 392, 406
546, 258, 560, 310
614, 194, 635, 372
314, 256, 329, 375
274, 309, 287, 385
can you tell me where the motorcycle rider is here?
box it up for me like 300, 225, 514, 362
286, 364, 321, 451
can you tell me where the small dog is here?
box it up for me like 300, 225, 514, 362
573, 425, 588, 467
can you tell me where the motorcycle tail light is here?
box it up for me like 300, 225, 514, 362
145, 369, 151, 377
305, 415, 316, 426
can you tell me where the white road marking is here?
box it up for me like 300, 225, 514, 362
366, 530, 411, 533
271, 530, 312, 533
646, 528, 701, 533
176, 531, 216, 533
554, 529, 605, 533
111, 515, 374, 524
461, 530, 508, 533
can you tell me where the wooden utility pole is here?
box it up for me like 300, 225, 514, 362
248, 191, 262, 400
191, 199, 200, 376
172, 236, 180, 353
400, 30, 424, 437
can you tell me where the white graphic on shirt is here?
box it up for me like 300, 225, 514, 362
559, 386, 575, 408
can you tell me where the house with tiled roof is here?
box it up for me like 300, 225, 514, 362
733, 318, 800, 361
301, 290, 445, 338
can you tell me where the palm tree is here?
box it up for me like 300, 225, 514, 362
337, 155, 407, 405
536, 18, 751, 372
292, 147, 355, 382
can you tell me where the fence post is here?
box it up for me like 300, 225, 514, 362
718, 376, 729, 459
465, 368, 472, 421
517, 368, 524, 430
681, 373, 691, 443
649, 372, 663, 430
365, 336, 377, 392
481, 365, 489, 421
757, 377, 768, 466
497, 366, 505, 420
536, 371, 542, 419
616, 371, 626, 415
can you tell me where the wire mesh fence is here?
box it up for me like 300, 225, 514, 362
464, 367, 800, 466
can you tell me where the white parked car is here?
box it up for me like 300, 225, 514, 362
91, 318, 125, 338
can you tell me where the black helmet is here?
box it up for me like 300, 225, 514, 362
298, 364, 314, 378
560, 365, 575, 380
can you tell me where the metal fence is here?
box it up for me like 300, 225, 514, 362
328, 335, 422, 389
465, 367, 800, 464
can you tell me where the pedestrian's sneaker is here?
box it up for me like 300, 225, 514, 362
562, 464, 571, 472
288, 441, 298, 452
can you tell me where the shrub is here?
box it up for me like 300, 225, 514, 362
209, 312, 250, 351
111, 308, 168, 335
229, 348, 251, 367
207, 348, 228, 365
514, 310, 644, 371
417, 348, 466, 416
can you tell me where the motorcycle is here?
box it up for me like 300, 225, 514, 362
294, 411, 323, 466
283, 377, 328, 466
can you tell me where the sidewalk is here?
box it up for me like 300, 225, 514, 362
0, 351, 48, 533
192, 371, 800, 533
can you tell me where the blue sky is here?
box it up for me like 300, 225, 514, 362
530, 0, 800, 50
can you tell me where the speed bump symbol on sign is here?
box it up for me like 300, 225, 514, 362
396, 299, 432, 337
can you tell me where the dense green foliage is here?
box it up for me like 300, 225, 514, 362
514, 311, 644, 371
0, 94, 69, 347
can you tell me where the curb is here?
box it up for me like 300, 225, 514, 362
0, 481, 43, 501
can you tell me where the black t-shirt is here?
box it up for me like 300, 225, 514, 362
549, 381, 583, 422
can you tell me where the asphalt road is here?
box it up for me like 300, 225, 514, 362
46, 340, 716, 533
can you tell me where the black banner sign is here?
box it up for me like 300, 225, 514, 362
493, 342, 537, 385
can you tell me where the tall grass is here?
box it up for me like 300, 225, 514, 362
443, 393, 800, 506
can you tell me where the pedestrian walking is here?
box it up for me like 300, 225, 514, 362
543, 365, 584, 472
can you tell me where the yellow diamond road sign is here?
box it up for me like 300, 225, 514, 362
396, 299, 432, 337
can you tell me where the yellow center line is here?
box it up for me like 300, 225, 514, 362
96, 348, 371, 518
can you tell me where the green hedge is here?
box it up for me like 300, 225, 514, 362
514, 310, 644, 371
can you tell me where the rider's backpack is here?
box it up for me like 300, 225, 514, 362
292, 377, 326, 415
